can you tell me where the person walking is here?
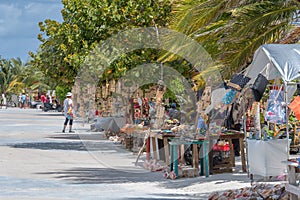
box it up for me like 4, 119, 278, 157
1, 93, 7, 109
21, 93, 26, 109
62, 92, 75, 133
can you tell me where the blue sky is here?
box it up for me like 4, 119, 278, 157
0, 0, 63, 63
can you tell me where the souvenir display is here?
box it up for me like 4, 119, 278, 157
265, 89, 286, 124
227, 73, 251, 91
251, 73, 268, 102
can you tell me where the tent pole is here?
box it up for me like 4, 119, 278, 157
284, 81, 290, 159
241, 88, 249, 177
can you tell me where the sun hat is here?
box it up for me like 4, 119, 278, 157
66, 92, 72, 97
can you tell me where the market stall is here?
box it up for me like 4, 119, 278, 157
244, 44, 300, 178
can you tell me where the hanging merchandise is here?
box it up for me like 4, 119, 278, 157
231, 100, 243, 126
224, 104, 234, 129
251, 74, 268, 102
227, 74, 251, 92
201, 86, 211, 102
197, 86, 212, 112
109, 79, 116, 93
265, 87, 286, 124
289, 96, 300, 120
243, 87, 255, 112
222, 89, 237, 105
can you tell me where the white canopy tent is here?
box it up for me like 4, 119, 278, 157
245, 44, 300, 177
245, 44, 300, 101
246, 44, 300, 81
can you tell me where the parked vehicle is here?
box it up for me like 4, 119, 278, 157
43, 100, 62, 112
30, 100, 43, 109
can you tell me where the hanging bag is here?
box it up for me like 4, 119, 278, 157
251, 64, 270, 102
265, 85, 286, 124
227, 73, 251, 92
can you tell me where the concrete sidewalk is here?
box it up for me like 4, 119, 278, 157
0, 108, 280, 199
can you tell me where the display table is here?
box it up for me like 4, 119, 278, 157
247, 139, 288, 177
169, 138, 209, 178
286, 161, 300, 200
208, 131, 246, 174
149, 131, 176, 165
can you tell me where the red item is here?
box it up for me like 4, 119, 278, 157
146, 137, 150, 161
289, 96, 300, 120
95, 110, 99, 116
213, 144, 231, 151
40, 95, 46, 102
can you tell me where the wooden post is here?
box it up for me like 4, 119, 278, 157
146, 137, 150, 161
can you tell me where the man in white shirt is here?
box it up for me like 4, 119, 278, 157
62, 92, 75, 133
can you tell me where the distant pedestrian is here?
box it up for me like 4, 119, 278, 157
40, 93, 46, 109
1, 93, 7, 109
62, 92, 75, 133
18, 93, 22, 108
21, 93, 26, 109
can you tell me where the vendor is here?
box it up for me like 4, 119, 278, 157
168, 103, 180, 120
197, 113, 207, 135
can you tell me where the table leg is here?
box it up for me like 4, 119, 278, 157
164, 138, 170, 165
239, 138, 246, 172
170, 144, 174, 172
152, 137, 158, 160
193, 144, 199, 170
204, 141, 209, 177
200, 144, 204, 176
199, 144, 205, 176
146, 137, 150, 161
174, 144, 178, 178
209, 139, 214, 174
228, 139, 235, 167
181, 144, 185, 164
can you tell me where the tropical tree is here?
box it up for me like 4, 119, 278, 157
165, 0, 300, 81
0, 57, 24, 95
29, 0, 172, 89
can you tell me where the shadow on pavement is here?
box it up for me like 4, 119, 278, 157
159, 172, 251, 189
48, 133, 105, 141
126, 193, 201, 199
8, 141, 116, 151
37, 167, 163, 184
36, 113, 63, 117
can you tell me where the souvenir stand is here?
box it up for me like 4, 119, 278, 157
204, 87, 247, 174
244, 44, 300, 186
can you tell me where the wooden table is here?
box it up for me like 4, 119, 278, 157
208, 131, 246, 174
149, 131, 175, 165
169, 138, 209, 178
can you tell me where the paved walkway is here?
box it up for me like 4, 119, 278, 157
0, 108, 264, 199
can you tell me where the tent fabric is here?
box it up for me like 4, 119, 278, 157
247, 139, 288, 177
246, 44, 300, 82
245, 44, 300, 102
95, 117, 126, 133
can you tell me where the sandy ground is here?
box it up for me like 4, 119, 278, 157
0, 108, 284, 199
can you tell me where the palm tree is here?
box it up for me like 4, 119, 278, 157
0, 58, 24, 94
166, 0, 300, 80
